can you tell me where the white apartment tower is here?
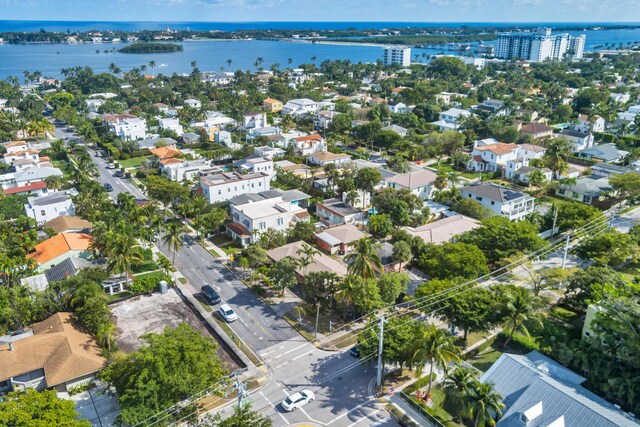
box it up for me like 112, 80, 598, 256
383, 47, 411, 66
496, 28, 585, 62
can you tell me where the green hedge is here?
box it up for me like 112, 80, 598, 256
496, 331, 539, 353
130, 273, 172, 294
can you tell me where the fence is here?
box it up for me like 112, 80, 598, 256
398, 390, 446, 427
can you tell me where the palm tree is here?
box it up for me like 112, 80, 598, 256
162, 220, 184, 264
528, 169, 547, 189
149, 60, 156, 76
44, 175, 64, 191
502, 287, 542, 348
227, 58, 233, 70
442, 366, 478, 411
467, 381, 504, 427
106, 233, 144, 287
543, 138, 573, 179
392, 240, 412, 272
96, 322, 118, 352
344, 238, 382, 280
409, 324, 461, 395
296, 243, 320, 278
345, 190, 360, 208
190, 195, 208, 237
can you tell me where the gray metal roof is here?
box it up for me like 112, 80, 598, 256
481, 352, 640, 427
14, 167, 63, 183
27, 192, 71, 207
579, 144, 628, 162
462, 182, 529, 203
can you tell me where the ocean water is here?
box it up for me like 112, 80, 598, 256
0, 22, 639, 80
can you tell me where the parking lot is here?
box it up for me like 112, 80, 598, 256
110, 288, 240, 370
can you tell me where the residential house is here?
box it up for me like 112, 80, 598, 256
430, 108, 471, 131
316, 224, 367, 255
383, 124, 408, 137
556, 175, 615, 207
292, 134, 325, 156
104, 114, 146, 141
308, 151, 352, 167
184, 98, 202, 108
559, 129, 594, 152
591, 163, 636, 178
263, 97, 283, 113
387, 100, 408, 114
385, 169, 438, 200
574, 114, 606, 133
519, 123, 553, 140
480, 351, 640, 427
0, 313, 106, 393
43, 216, 93, 234
243, 112, 267, 130
467, 139, 519, 174
200, 171, 271, 204
513, 166, 553, 184
577, 144, 629, 163
229, 188, 309, 208
1, 167, 62, 192
85, 98, 104, 113
149, 146, 182, 163
402, 214, 481, 245
610, 92, 631, 103
26, 232, 92, 271
518, 143, 547, 160
316, 198, 365, 226
161, 159, 219, 182
201, 111, 237, 129
24, 192, 75, 224
159, 118, 184, 136
2, 141, 42, 167
283, 98, 319, 117
234, 155, 274, 176
461, 182, 535, 221
228, 196, 309, 246
254, 146, 286, 158
476, 99, 508, 116
314, 110, 339, 130
201, 71, 235, 86
515, 109, 539, 122
376, 242, 401, 273
153, 102, 170, 113
181, 132, 200, 145
3, 181, 48, 196
435, 92, 467, 105
267, 241, 348, 279
275, 161, 311, 179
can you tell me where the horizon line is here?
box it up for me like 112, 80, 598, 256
1, 19, 640, 24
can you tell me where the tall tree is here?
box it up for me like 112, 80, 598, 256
409, 324, 461, 395
162, 221, 184, 264
0, 389, 90, 427
345, 237, 382, 280
106, 233, 144, 286
467, 381, 504, 427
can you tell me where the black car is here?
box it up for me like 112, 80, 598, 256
201, 285, 221, 305
113, 170, 124, 178
103, 183, 114, 192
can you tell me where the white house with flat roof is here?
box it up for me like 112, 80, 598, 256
200, 171, 271, 204
283, 98, 320, 117
24, 191, 75, 224
430, 108, 471, 131
159, 118, 184, 136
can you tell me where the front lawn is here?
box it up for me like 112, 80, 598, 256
119, 156, 150, 168
403, 379, 465, 427
131, 260, 159, 274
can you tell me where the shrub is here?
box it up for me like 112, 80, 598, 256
130, 273, 171, 294
142, 248, 153, 261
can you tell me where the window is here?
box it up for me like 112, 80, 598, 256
218, 190, 222, 195
259, 222, 266, 230
40, 210, 46, 216
476, 196, 482, 201
491, 201, 495, 205
277, 218, 284, 226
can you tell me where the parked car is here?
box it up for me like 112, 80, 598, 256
201, 285, 221, 305
95, 151, 102, 157
106, 163, 116, 169
103, 183, 114, 192
349, 346, 360, 358
113, 170, 124, 178
218, 304, 237, 323
281, 390, 315, 412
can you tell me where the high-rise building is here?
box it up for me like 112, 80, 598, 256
383, 47, 411, 66
495, 28, 586, 62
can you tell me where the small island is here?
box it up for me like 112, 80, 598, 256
118, 42, 183, 54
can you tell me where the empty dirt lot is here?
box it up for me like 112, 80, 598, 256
110, 288, 240, 370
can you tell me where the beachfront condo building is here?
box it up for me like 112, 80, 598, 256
496, 28, 585, 62
383, 47, 411, 66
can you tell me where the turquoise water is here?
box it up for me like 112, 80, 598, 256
0, 26, 639, 80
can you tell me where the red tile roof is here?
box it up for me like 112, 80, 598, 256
2, 181, 47, 195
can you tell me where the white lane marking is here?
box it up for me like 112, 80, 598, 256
327, 398, 379, 425
259, 391, 288, 424
299, 406, 327, 426
273, 342, 309, 360
346, 408, 382, 427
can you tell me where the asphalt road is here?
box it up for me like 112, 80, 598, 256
53, 123, 299, 354
223, 340, 396, 427
156, 234, 300, 353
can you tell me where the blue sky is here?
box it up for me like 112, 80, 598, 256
1, 0, 639, 22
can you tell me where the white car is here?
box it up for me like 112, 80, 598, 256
106, 163, 116, 169
218, 304, 237, 323
281, 390, 315, 412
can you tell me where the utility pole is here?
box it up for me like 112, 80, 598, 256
551, 205, 558, 237
561, 233, 571, 269
314, 302, 320, 340
375, 313, 387, 391
234, 371, 247, 408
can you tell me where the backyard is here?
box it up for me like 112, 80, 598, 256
118, 155, 150, 169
